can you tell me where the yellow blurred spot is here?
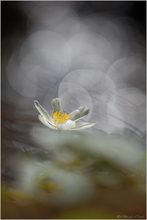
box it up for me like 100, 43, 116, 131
52, 111, 70, 125
38, 179, 60, 193
2, 187, 34, 204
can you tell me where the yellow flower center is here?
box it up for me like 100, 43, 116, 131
36, 176, 61, 194
52, 111, 70, 125
38, 181, 60, 193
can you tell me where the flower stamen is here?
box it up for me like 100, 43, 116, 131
52, 111, 70, 125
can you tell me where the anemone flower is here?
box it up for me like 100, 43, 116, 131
34, 98, 95, 130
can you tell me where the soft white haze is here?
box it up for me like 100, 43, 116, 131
5, 2, 145, 137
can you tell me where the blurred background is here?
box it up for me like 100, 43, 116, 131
2, 1, 146, 219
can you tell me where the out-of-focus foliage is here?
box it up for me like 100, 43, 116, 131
2, 130, 146, 219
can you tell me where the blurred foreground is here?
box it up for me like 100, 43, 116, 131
2, 129, 146, 219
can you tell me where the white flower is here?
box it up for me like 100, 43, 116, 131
34, 98, 95, 130
18, 159, 93, 205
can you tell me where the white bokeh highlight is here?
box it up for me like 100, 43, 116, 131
5, 3, 145, 136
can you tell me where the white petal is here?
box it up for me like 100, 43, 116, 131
69, 106, 89, 121
38, 115, 57, 130
51, 98, 63, 112
34, 100, 53, 123
58, 120, 76, 130
71, 121, 96, 130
